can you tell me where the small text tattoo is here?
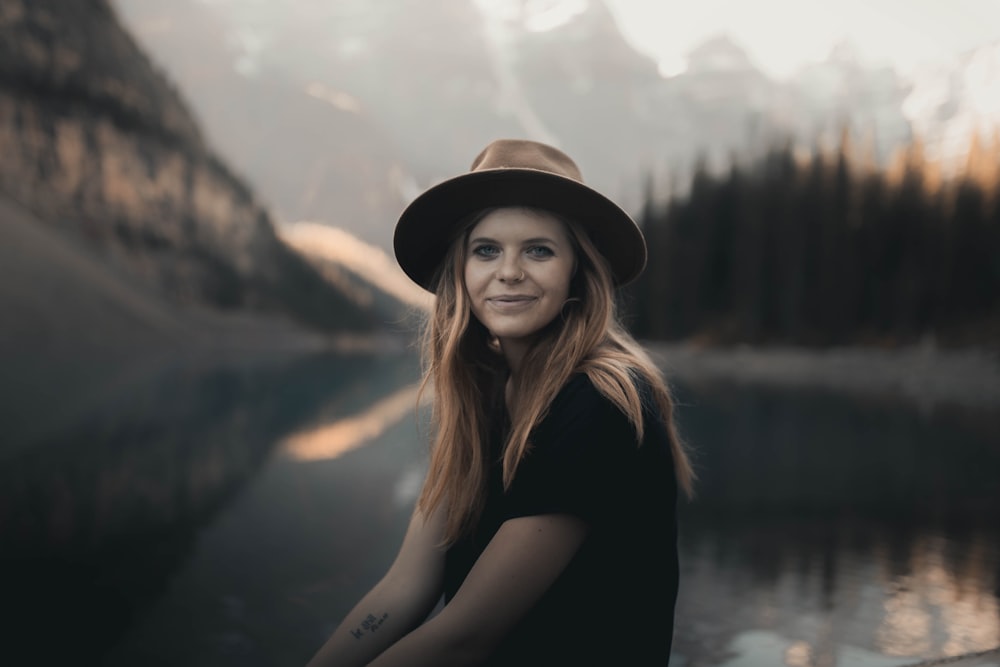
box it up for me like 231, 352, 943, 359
350, 612, 389, 640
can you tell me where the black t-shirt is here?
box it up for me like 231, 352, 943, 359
443, 373, 680, 666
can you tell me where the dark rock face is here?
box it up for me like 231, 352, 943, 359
0, 0, 203, 146
0, 0, 376, 334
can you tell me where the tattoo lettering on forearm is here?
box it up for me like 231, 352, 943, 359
350, 612, 389, 640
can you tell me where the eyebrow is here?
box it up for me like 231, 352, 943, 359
468, 236, 561, 246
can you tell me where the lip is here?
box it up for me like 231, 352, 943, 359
485, 295, 537, 310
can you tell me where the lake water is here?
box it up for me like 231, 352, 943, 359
1, 349, 997, 666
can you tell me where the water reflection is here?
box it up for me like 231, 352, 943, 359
99, 353, 429, 667
0, 350, 420, 666
2, 355, 997, 666
670, 380, 1000, 666
283, 382, 428, 463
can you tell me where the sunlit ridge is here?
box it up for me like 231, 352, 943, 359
278, 221, 433, 312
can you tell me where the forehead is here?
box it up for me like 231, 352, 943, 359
467, 207, 572, 242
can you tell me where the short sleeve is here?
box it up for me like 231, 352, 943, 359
500, 374, 638, 522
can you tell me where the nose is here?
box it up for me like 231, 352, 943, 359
496, 257, 525, 283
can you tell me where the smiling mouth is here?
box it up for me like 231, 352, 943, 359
488, 295, 535, 302
486, 295, 537, 309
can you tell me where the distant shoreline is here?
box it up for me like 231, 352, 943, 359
645, 341, 1000, 411
176, 329, 1000, 412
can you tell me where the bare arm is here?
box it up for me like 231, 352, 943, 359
305, 506, 447, 667
367, 512, 589, 667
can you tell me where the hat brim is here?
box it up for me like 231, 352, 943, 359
394, 168, 646, 291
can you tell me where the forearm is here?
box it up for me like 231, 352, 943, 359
306, 581, 439, 667
366, 513, 590, 666
365, 611, 483, 667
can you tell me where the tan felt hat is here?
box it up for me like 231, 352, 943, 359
393, 139, 647, 291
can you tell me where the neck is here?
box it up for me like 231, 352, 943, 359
499, 339, 530, 414
498, 338, 531, 377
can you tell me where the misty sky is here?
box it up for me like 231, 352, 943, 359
478, 0, 1000, 78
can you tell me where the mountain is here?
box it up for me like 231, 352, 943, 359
112, 0, 695, 239
109, 0, 413, 250
111, 0, 511, 249
111, 0, 997, 255
788, 41, 912, 161
0, 0, 380, 358
276, 222, 432, 327
901, 40, 1000, 172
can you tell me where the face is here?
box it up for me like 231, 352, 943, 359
464, 207, 576, 357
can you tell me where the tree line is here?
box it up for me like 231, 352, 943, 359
625, 132, 1000, 348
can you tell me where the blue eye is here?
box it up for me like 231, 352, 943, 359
472, 244, 499, 258
527, 246, 554, 258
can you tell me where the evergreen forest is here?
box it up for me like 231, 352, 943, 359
625, 133, 1000, 348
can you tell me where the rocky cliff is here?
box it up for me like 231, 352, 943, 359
0, 0, 378, 343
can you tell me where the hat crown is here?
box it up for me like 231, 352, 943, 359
469, 139, 584, 184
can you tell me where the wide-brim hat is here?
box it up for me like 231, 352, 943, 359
393, 139, 647, 291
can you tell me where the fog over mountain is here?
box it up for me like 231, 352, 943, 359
902, 40, 1000, 169
113, 0, 998, 253
0, 0, 383, 364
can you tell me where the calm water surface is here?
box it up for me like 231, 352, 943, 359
1, 350, 997, 666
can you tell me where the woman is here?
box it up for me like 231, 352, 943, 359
306, 139, 694, 666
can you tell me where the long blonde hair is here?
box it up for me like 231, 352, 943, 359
416, 208, 694, 544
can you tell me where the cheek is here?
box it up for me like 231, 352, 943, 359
553, 263, 575, 298
463, 263, 481, 294
467, 258, 500, 291
463, 265, 491, 315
